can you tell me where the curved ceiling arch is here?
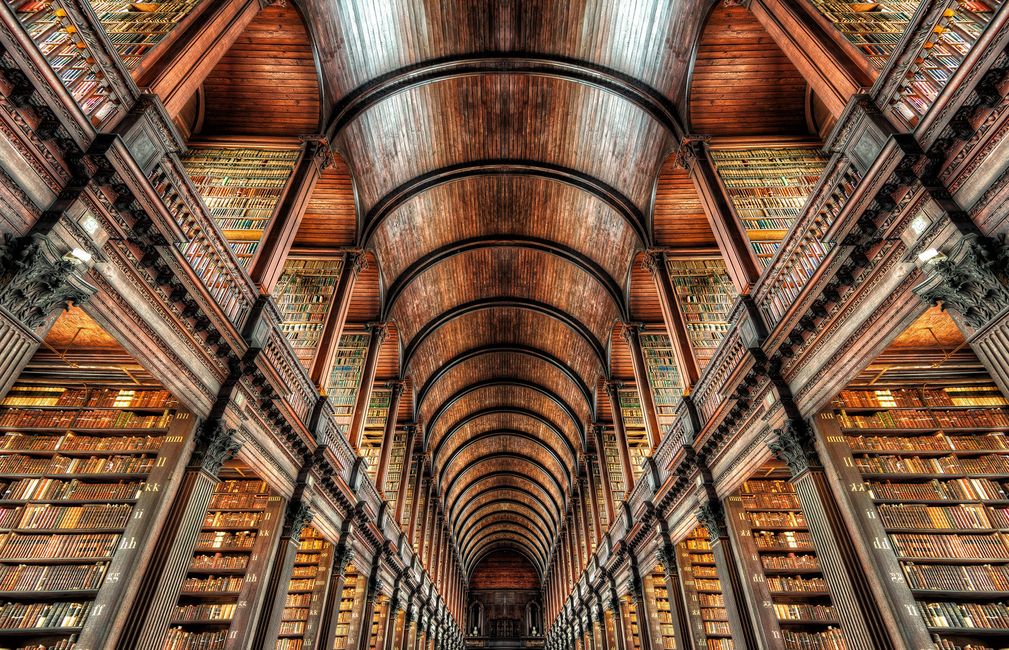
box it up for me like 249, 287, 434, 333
454, 491, 557, 541
447, 472, 563, 531
468, 545, 545, 581
402, 298, 608, 374
444, 456, 568, 522
426, 380, 583, 452
457, 511, 552, 562
468, 537, 548, 577
436, 431, 574, 493
417, 346, 593, 415
361, 162, 648, 248
431, 408, 576, 472
326, 54, 685, 139
382, 238, 628, 322
463, 524, 549, 570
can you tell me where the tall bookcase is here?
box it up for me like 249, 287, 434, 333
676, 525, 734, 650
0, 368, 193, 650
644, 568, 677, 648
725, 463, 847, 650
399, 455, 417, 530
326, 334, 370, 430
333, 563, 362, 649
89, 0, 202, 70
623, 597, 644, 650
618, 387, 650, 481
360, 388, 391, 483
383, 427, 407, 504
274, 257, 343, 371
589, 458, 610, 532
804, 0, 920, 69
817, 365, 1009, 650
275, 525, 333, 650
181, 144, 299, 268
165, 467, 282, 650
368, 600, 385, 649
639, 333, 685, 431
665, 258, 735, 370
709, 147, 828, 269
602, 427, 626, 504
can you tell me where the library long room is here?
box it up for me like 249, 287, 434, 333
0, 0, 1008, 648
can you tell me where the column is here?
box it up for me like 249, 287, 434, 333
408, 456, 427, 543
606, 590, 626, 650
628, 566, 656, 650
641, 254, 701, 387
375, 380, 406, 495
655, 537, 694, 650
582, 457, 603, 544
114, 423, 241, 649
395, 425, 419, 522
349, 322, 388, 449
915, 233, 1009, 398
680, 140, 761, 292
604, 382, 636, 494
310, 250, 365, 388
590, 429, 616, 525
622, 323, 664, 447
251, 498, 313, 649
767, 420, 897, 648
0, 209, 98, 398
748, 0, 874, 118
576, 480, 592, 565
383, 588, 401, 650
250, 137, 331, 291
695, 491, 762, 649
402, 609, 415, 650
358, 563, 382, 650
593, 605, 609, 650
139, 0, 262, 116
317, 537, 356, 650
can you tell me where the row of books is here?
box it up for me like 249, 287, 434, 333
0, 455, 154, 476
0, 478, 143, 503
162, 627, 227, 650
889, 532, 1009, 560
919, 601, 1009, 630
877, 503, 1009, 530
903, 562, 1009, 592
780, 627, 846, 649
742, 492, 801, 509
833, 387, 1008, 409
0, 533, 118, 560
856, 454, 1009, 476
774, 603, 837, 622
202, 511, 262, 529
761, 553, 819, 571
0, 388, 172, 409
837, 409, 1009, 430
181, 575, 244, 594
171, 603, 235, 623
753, 530, 813, 550
0, 600, 92, 629
869, 477, 1009, 502
190, 553, 248, 571
748, 511, 807, 528
194, 530, 256, 551
767, 575, 829, 593
0, 409, 171, 429
0, 562, 106, 592
848, 432, 1009, 453
0, 432, 165, 453
0, 503, 132, 530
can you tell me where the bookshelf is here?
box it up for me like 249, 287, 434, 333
645, 569, 677, 648
818, 370, 1009, 650
326, 334, 370, 429
181, 145, 300, 268
639, 333, 685, 431
274, 257, 343, 371
624, 597, 644, 650
0, 376, 192, 650
368, 600, 385, 650
589, 458, 610, 532
727, 464, 848, 650
383, 427, 407, 504
360, 387, 391, 483
602, 428, 626, 504
275, 525, 332, 650
709, 147, 828, 269
665, 258, 735, 370
676, 526, 735, 650
618, 387, 651, 481
399, 456, 416, 530
805, 0, 920, 70
91, 0, 201, 70
165, 467, 282, 650
333, 563, 362, 649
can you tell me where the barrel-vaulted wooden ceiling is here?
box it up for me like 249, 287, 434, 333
197, 0, 814, 579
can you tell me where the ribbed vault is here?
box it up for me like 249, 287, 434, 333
306, 0, 711, 580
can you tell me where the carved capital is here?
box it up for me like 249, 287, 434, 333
283, 499, 313, 540
673, 136, 709, 173
768, 420, 820, 476
641, 249, 664, 277
300, 134, 333, 170
620, 322, 644, 346
696, 498, 727, 538
0, 233, 94, 330
190, 422, 241, 475
369, 321, 389, 345
655, 540, 678, 576
914, 234, 1009, 330
334, 543, 355, 577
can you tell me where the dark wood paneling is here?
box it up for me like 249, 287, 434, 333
689, 5, 809, 136
652, 158, 716, 247
200, 5, 321, 136
294, 156, 356, 248
471, 551, 540, 589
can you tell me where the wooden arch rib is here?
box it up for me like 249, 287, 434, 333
361, 161, 647, 248
454, 488, 558, 539
406, 308, 603, 400
468, 544, 545, 579
382, 237, 628, 322
402, 298, 607, 374
431, 408, 577, 474
467, 532, 548, 575
325, 54, 684, 139
444, 457, 567, 525
457, 498, 554, 544
458, 511, 552, 561
461, 522, 550, 570
426, 381, 582, 453
447, 472, 563, 531
437, 432, 573, 492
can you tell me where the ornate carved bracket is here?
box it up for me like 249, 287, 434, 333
696, 498, 728, 539
0, 233, 94, 330
767, 420, 821, 476
914, 234, 1009, 330
189, 422, 241, 475
283, 499, 313, 540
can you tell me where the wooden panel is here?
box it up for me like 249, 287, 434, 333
371, 175, 637, 289
470, 551, 540, 590
347, 252, 381, 322
200, 5, 321, 136
294, 155, 357, 248
609, 324, 634, 379
629, 254, 664, 323
388, 248, 620, 351
340, 75, 670, 215
689, 5, 809, 136
652, 158, 716, 247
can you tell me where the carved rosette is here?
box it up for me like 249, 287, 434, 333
283, 499, 313, 540
767, 420, 821, 476
190, 423, 241, 475
914, 234, 1009, 330
0, 233, 94, 330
